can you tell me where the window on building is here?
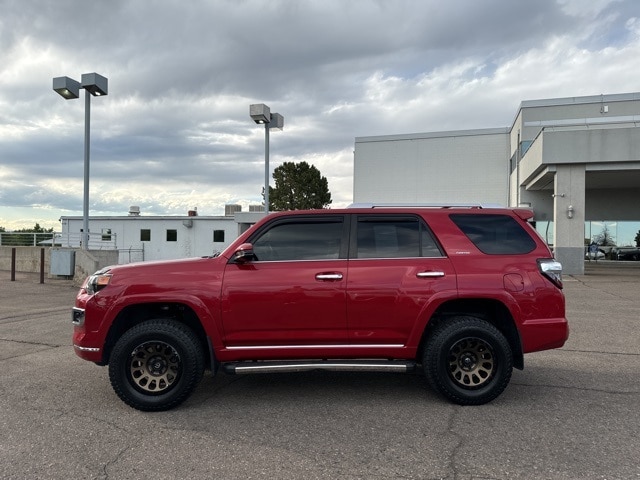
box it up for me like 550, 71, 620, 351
140, 229, 151, 242
101, 228, 112, 241
213, 230, 225, 242
166, 229, 177, 242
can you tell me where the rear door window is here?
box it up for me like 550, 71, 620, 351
450, 214, 536, 254
353, 216, 443, 258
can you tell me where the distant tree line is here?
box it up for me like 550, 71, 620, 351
0, 223, 55, 246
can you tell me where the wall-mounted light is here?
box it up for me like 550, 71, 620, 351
567, 205, 574, 219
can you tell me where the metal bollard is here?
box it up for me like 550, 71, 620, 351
11, 247, 16, 281
40, 248, 45, 284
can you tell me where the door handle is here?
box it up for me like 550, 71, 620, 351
315, 273, 343, 281
416, 271, 445, 278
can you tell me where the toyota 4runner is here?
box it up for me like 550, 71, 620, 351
72, 203, 568, 411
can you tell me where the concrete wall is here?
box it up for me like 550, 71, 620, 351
0, 246, 118, 285
74, 249, 119, 285
543, 127, 640, 165
514, 92, 640, 145
0, 247, 50, 273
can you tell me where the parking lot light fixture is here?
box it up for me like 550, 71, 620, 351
81, 73, 108, 96
250, 103, 270, 124
53, 73, 108, 249
249, 103, 284, 214
52, 76, 80, 100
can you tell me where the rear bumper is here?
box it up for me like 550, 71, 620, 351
520, 317, 569, 353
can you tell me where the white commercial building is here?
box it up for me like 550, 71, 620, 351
59, 206, 264, 264
354, 92, 640, 274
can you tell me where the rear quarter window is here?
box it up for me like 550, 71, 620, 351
449, 213, 536, 255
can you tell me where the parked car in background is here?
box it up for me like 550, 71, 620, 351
614, 247, 640, 261
585, 248, 606, 260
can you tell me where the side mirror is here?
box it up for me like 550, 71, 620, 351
233, 243, 256, 263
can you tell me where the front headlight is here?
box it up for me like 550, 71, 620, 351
84, 270, 112, 295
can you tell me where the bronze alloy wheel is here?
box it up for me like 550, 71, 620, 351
129, 340, 181, 394
448, 337, 495, 388
423, 315, 513, 405
109, 319, 204, 411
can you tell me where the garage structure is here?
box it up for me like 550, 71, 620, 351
354, 92, 640, 274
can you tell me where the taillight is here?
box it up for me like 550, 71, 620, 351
538, 259, 563, 289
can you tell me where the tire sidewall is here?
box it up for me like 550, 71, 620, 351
109, 320, 203, 411
426, 318, 512, 405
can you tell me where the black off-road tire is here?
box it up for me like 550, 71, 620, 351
423, 316, 513, 405
108, 319, 204, 411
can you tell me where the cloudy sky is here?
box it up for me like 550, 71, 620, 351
1, 0, 639, 230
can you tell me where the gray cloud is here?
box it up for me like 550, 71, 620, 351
1, 0, 638, 229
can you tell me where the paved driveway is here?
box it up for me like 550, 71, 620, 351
1, 264, 639, 479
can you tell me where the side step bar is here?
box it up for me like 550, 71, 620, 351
222, 360, 417, 375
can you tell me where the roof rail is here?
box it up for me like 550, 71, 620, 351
347, 202, 504, 209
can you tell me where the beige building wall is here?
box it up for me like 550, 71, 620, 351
354, 129, 510, 206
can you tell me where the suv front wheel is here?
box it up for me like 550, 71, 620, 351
108, 319, 205, 411
423, 316, 513, 405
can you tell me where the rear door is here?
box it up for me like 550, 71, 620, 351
346, 214, 457, 345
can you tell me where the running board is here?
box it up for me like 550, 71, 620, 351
222, 360, 417, 375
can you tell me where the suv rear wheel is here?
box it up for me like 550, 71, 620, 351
108, 319, 204, 411
423, 316, 513, 405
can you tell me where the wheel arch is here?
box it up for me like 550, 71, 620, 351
418, 298, 524, 370
102, 302, 213, 369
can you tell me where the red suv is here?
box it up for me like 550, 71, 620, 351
72, 204, 568, 411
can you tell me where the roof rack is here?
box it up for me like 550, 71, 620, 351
347, 202, 504, 209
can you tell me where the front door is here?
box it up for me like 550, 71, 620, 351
220, 216, 349, 346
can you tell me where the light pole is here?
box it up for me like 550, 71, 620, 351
250, 104, 284, 214
53, 73, 108, 249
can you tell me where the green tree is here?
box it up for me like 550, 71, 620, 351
635, 230, 640, 247
15, 223, 53, 233
593, 224, 616, 246
2, 224, 55, 246
269, 161, 332, 211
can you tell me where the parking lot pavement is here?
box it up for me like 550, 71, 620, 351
1, 265, 639, 480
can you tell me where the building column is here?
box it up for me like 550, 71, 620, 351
553, 164, 586, 275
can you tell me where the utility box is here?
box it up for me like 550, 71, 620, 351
50, 248, 76, 276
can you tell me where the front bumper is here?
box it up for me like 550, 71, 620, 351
72, 306, 104, 362
72, 330, 104, 362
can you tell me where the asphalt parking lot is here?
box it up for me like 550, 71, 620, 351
1, 263, 639, 480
